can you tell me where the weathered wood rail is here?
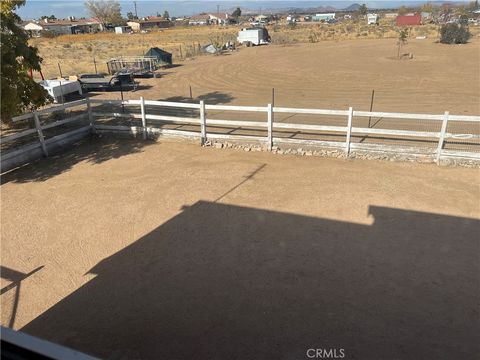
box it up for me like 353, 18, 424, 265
2, 97, 479, 173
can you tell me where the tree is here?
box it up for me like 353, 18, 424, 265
440, 23, 472, 44
421, 3, 433, 13
163, 10, 170, 19
40, 14, 57, 21
358, 4, 368, 16
398, 6, 408, 15
397, 28, 408, 58
126, 11, 136, 20
1, 0, 51, 124
84, 0, 124, 27
231, 7, 242, 18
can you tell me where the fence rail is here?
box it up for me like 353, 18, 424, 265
2, 97, 480, 173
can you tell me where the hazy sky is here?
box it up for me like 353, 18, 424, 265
16, 0, 453, 19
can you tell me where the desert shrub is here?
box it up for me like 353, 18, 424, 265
40, 30, 56, 38
308, 31, 319, 43
86, 45, 93, 52
440, 24, 471, 44
62, 43, 71, 48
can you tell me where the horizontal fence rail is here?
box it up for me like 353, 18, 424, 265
2, 97, 480, 173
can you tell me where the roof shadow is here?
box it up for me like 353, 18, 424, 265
19, 202, 480, 359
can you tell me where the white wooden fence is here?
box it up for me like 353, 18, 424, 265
2, 97, 480, 173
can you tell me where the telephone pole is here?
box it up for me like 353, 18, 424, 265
217, 4, 220, 14
134, 0, 138, 18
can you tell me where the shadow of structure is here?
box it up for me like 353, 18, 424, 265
1, 266, 44, 328
21, 202, 479, 360
1, 138, 152, 184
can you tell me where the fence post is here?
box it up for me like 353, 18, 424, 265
436, 111, 449, 164
200, 100, 206, 145
345, 107, 353, 156
33, 111, 48, 157
86, 97, 94, 128
140, 96, 147, 140
267, 103, 273, 151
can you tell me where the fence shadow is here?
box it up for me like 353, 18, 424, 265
20, 202, 479, 360
1, 137, 153, 184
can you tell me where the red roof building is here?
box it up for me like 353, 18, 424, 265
396, 14, 422, 26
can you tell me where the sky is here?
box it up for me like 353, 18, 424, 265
16, 0, 461, 19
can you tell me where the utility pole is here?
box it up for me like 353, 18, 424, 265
217, 4, 220, 14
134, 0, 138, 18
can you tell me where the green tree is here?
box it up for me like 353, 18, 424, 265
163, 10, 170, 19
397, 28, 408, 58
85, 0, 124, 27
1, 0, 51, 124
126, 11, 136, 20
421, 3, 433, 13
40, 14, 57, 21
398, 6, 408, 15
358, 4, 368, 16
231, 7, 242, 18
440, 23, 472, 44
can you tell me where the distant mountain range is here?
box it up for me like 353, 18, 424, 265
17, 1, 471, 20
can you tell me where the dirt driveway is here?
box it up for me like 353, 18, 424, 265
1, 138, 479, 359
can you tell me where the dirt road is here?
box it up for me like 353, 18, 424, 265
1, 138, 479, 359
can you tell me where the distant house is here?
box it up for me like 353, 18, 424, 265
24, 22, 43, 37
24, 18, 103, 35
208, 13, 233, 25
127, 17, 172, 31
312, 13, 336, 22
396, 13, 422, 26
188, 14, 211, 25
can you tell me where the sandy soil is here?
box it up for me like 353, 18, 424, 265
1, 137, 479, 359
93, 38, 480, 115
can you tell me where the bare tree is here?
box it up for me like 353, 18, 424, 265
85, 0, 124, 27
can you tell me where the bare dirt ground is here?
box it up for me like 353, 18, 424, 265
93, 37, 480, 115
1, 137, 479, 359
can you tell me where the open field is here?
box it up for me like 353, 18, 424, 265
31, 22, 480, 79
1, 138, 479, 359
86, 37, 480, 115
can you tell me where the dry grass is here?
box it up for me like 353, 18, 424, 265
31, 21, 480, 78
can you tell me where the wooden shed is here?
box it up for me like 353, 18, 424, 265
396, 14, 422, 26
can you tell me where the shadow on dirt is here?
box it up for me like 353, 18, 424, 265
20, 202, 479, 360
1, 138, 153, 184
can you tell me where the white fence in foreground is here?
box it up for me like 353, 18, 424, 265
2, 97, 480, 172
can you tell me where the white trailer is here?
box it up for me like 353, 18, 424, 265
367, 13, 379, 25
237, 28, 271, 46
39, 79, 82, 103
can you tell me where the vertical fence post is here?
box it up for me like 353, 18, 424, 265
140, 96, 147, 140
200, 100, 206, 145
345, 107, 353, 156
436, 111, 449, 164
267, 103, 273, 151
33, 111, 48, 157
86, 97, 94, 128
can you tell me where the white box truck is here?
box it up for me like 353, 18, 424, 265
237, 27, 271, 46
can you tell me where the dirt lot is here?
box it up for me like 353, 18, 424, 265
90, 37, 480, 115
1, 138, 479, 359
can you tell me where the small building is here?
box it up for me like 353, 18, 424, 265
127, 17, 172, 31
396, 13, 422, 26
286, 14, 298, 23
208, 13, 233, 25
189, 14, 210, 25
115, 26, 132, 34
144, 47, 173, 66
312, 13, 336, 22
367, 13, 378, 25
33, 18, 103, 35
24, 22, 43, 37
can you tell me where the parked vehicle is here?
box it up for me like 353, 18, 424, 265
77, 73, 113, 91
77, 73, 137, 92
237, 27, 271, 46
